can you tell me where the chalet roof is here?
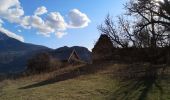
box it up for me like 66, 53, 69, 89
52, 48, 80, 61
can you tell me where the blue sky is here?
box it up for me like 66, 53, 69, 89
0, 0, 127, 50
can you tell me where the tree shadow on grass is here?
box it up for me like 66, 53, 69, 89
19, 62, 112, 89
19, 62, 168, 100
110, 76, 164, 100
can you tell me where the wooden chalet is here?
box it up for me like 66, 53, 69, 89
52, 49, 83, 64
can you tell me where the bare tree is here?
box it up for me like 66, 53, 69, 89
125, 0, 170, 48
125, 0, 170, 28
98, 15, 135, 48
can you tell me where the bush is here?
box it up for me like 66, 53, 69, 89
27, 52, 62, 74
49, 58, 62, 70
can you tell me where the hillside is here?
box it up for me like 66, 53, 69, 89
0, 32, 51, 73
0, 32, 92, 74
0, 63, 169, 100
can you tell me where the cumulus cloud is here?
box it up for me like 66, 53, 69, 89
0, 0, 29, 29
0, 0, 91, 39
68, 9, 91, 28
0, 0, 20, 11
18, 29, 21, 32
28, 12, 68, 37
34, 6, 48, 16
0, 0, 24, 42
20, 16, 31, 29
0, 0, 24, 23
0, 19, 3, 27
55, 32, 67, 38
31, 15, 54, 36
0, 26, 24, 42
46, 12, 67, 31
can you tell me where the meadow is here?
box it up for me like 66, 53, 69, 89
0, 63, 170, 100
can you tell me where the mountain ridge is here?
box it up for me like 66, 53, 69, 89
0, 32, 92, 74
0, 31, 52, 73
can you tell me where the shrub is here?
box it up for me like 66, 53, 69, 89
49, 58, 62, 70
27, 52, 62, 74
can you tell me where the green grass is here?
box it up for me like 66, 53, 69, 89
0, 64, 170, 100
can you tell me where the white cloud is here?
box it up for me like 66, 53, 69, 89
55, 32, 67, 38
0, 0, 91, 39
34, 6, 48, 16
29, 12, 67, 37
68, 9, 91, 28
0, 0, 20, 11
18, 29, 21, 32
0, 0, 24, 23
0, 19, 3, 23
0, 19, 3, 27
0, 26, 24, 42
30, 9, 90, 37
31, 15, 44, 28
0, 17, 24, 42
46, 12, 67, 31
20, 16, 31, 29
31, 15, 54, 37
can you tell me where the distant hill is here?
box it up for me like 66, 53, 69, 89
0, 32, 92, 74
0, 32, 51, 73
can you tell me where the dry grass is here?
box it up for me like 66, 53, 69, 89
0, 74, 117, 100
0, 63, 170, 100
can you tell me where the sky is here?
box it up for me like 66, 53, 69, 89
0, 0, 127, 50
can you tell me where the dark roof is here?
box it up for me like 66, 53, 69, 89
51, 48, 79, 61
50, 46, 92, 63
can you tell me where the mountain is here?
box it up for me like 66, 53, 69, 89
0, 32, 92, 74
0, 32, 51, 74
53, 46, 92, 63
70, 46, 92, 63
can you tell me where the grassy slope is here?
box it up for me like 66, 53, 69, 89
0, 64, 170, 100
